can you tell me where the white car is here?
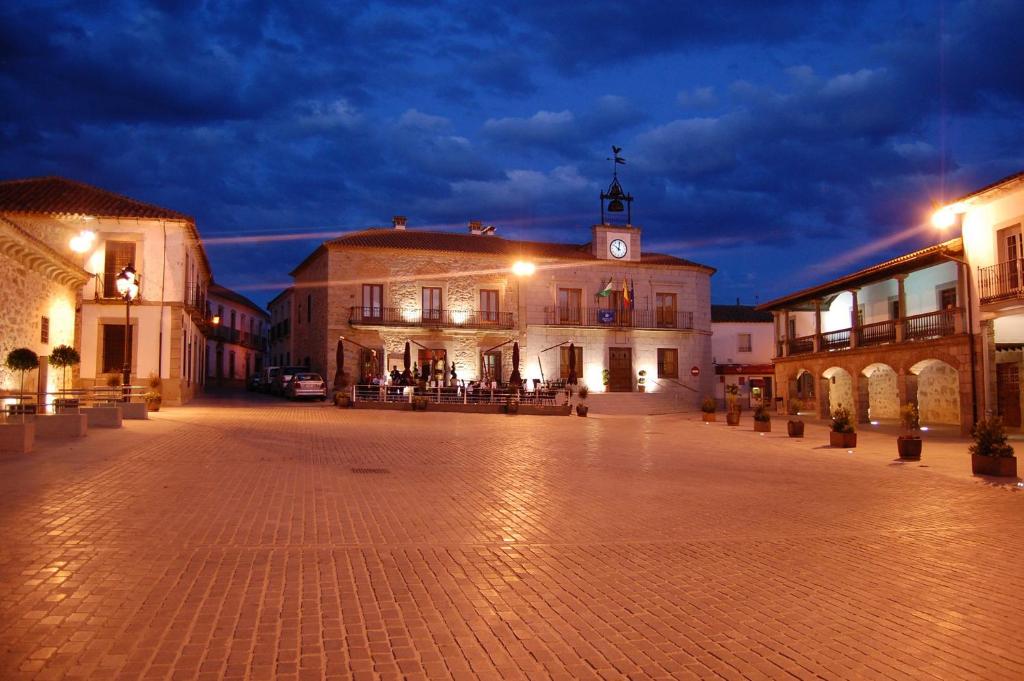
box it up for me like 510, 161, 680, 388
285, 372, 328, 401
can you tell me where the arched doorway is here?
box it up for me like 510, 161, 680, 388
862, 363, 898, 421
823, 366, 854, 417
910, 359, 961, 427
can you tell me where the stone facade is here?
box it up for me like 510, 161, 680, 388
206, 284, 269, 385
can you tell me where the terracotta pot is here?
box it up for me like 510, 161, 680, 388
897, 436, 922, 460
971, 453, 1017, 477
145, 399, 161, 412
830, 431, 857, 448
702, 412, 716, 422
754, 420, 771, 432
576, 404, 588, 417
637, 385, 646, 393
726, 412, 740, 426
787, 420, 804, 438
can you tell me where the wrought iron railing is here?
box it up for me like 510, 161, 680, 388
904, 308, 957, 341
787, 335, 814, 355
820, 328, 851, 351
543, 307, 694, 330
348, 307, 516, 329
184, 278, 206, 314
979, 260, 1024, 303
857, 319, 896, 347
778, 309, 961, 358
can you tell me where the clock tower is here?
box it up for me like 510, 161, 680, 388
593, 145, 641, 261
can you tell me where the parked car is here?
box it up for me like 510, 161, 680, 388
286, 372, 328, 401
261, 367, 281, 394
247, 373, 263, 391
271, 366, 308, 396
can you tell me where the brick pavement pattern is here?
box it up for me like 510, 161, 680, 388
1, 394, 1023, 680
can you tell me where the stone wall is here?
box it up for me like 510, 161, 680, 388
866, 365, 899, 419
917, 362, 961, 425
828, 370, 854, 415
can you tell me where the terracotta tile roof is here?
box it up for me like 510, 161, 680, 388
209, 282, 269, 317
711, 304, 773, 323
315, 228, 714, 271
0, 176, 192, 221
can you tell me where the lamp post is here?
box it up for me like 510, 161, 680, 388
115, 265, 140, 401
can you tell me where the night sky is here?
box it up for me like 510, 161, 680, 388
2, 1, 1022, 308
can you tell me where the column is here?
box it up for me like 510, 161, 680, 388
954, 263, 967, 334
813, 299, 822, 352
895, 275, 907, 342
854, 372, 870, 424
849, 288, 860, 349
781, 309, 790, 357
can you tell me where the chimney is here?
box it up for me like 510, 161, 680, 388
392, 215, 407, 230
468, 220, 483, 235
481, 224, 496, 236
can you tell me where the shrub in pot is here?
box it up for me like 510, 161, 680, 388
143, 373, 162, 412
506, 397, 519, 414
969, 417, 1017, 477
334, 391, 351, 408
726, 404, 741, 426
788, 398, 803, 416
897, 403, 922, 460
701, 397, 716, 422
575, 385, 589, 417
787, 419, 805, 438
829, 407, 856, 448
637, 370, 646, 393
753, 405, 771, 432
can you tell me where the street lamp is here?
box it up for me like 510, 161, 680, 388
115, 265, 140, 400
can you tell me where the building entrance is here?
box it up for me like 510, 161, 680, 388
608, 347, 633, 392
996, 363, 1021, 428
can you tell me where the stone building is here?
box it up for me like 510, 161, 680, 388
0, 177, 212, 405
267, 287, 294, 367
0, 214, 90, 398
283, 214, 715, 403
710, 304, 775, 408
206, 283, 269, 386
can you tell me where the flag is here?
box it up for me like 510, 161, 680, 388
622, 278, 631, 308
597, 278, 614, 297
629, 278, 635, 308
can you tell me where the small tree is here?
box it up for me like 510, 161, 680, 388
831, 406, 855, 433
49, 344, 81, 395
970, 417, 1015, 458
701, 397, 716, 414
5, 348, 39, 402
900, 403, 920, 433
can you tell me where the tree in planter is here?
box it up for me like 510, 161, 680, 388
601, 369, 610, 388
725, 384, 741, 425
637, 369, 647, 393
5, 348, 39, 409
830, 406, 856, 447
753, 405, 771, 432
143, 373, 163, 411
969, 417, 1017, 477
897, 403, 922, 460
701, 397, 716, 422
576, 385, 590, 416
48, 344, 80, 398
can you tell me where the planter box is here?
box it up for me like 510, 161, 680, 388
971, 453, 1017, 477
81, 406, 123, 428
897, 436, 922, 460
787, 420, 805, 438
34, 413, 88, 439
576, 404, 589, 417
0, 421, 35, 454
702, 412, 716, 422
830, 431, 857, 448
726, 412, 740, 426
120, 402, 149, 420
754, 420, 771, 433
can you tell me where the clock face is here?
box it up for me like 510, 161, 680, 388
609, 238, 628, 259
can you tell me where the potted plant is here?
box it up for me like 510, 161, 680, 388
142, 373, 162, 412
753, 405, 771, 432
334, 390, 351, 408
576, 385, 589, 417
725, 385, 741, 425
601, 369, 610, 389
789, 398, 803, 416
637, 369, 647, 393
506, 396, 520, 414
829, 407, 856, 448
897, 403, 922, 460
969, 417, 1017, 477
726, 404, 741, 426
49, 344, 80, 409
701, 397, 716, 422
787, 414, 805, 438
5, 348, 39, 414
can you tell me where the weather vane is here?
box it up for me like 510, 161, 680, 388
601, 145, 632, 224
607, 146, 626, 176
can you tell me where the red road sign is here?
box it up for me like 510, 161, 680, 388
690, 366, 700, 377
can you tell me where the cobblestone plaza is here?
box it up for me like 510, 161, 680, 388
1, 397, 1022, 680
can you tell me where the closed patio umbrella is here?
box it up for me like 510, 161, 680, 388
509, 341, 521, 388
402, 341, 412, 383
333, 338, 346, 389
567, 342, 578, 385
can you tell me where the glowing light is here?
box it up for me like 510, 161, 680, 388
870, 420, 879, 425
511, 261, 536, 276
401, 308, 419, 322
932, 202, 966, 230
211, 315, 221, 326
69, 230, 96, 253
450, 310, 468, 325
920, 426, 929, 432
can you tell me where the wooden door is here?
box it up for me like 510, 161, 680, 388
608, 347, 632, 392
996, 364, 1021, 428
481, 351, 502, 385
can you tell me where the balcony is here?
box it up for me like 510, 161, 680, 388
542, 306, 695, 330
782, 308, 961, 357
979, 260, 1024, 305
184, 278, 206, 316
348, 307, 516, 330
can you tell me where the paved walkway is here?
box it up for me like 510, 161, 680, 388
1, 394, 1022, 680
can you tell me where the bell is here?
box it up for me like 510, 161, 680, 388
607, 199, 624, 212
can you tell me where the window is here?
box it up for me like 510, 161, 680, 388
103, 241, 136, 297
558, 288, 582, 324
102, 324, 131, 373
787, 317, 796, 338
480, 289, 499, 322
362, 284, 383, 321
889, 299, 900, 320
655, 293, 677, 328
939, 287, 957, 309
657, 348, 678, 379
40, 316, 49, 344
422, 287, 442, 320
559, 345, 583, 380
738, 333, 752, 353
